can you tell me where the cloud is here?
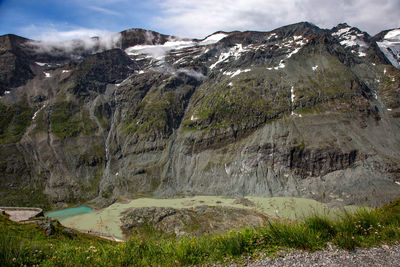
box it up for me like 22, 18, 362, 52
20, 24, 120, 42
154, 0, 400, 38
177, 69, 205, 80
24, 26, 121, 58
86, 6, 120, 16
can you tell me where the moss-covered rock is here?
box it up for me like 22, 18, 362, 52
0, 99, 33, 144
50, 101, 97, 139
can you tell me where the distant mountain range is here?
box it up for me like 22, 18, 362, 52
0, 22, 399, 209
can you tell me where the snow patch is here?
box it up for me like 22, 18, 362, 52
4, 91, 10, 95
340, 38, 367, 48
272, 60, 285, 70
384, 68, 387, 75
312, 65, 318, 71
125, 39, 195, 59
225, 164, 231, 175
358, 51, 366, 57
210, 44, 248, 69
385, 29, 400, 40
190, 115, 198, 121
266, 33, 277, 40
223, 68, 251, 78
125, 33, 226, 63
388, 109, 392, 111
200, 33, 227, 45
396, 181, 400, 186
32, 105, 46, 120
376, 29, 400, 69
333, 27, 369, 58
332, 27, 351, 36
62, 70, 70, 73
286, 47, 301, 58
377, 40, 400, 69
228, 82, 233, 86
290, 86, 302, 117
44, 72, 51, 78
291, 86, 295, 104
35, 62, 48, 66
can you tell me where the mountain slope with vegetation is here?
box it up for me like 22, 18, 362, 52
0, 22, 400, 209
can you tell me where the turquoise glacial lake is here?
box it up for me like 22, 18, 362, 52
46, 206, 94, 220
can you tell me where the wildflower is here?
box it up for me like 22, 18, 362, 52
351, 236, 355, 240
12, 258, 16, 262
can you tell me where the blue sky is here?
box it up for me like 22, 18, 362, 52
0, 0, 166, 39
0, 0, 399, 40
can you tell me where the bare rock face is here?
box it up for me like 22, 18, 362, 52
120, 206, 268, 237
1, 22, 400, 209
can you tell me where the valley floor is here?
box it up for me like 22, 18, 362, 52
54, 196, 359, 240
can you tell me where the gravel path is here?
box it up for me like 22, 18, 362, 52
226, 244, 400, 267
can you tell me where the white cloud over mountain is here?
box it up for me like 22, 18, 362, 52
154, 0, 400, 38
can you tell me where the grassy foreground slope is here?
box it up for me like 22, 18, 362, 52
1, 198, 400, 266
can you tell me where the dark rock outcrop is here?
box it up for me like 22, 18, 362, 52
121, 206, 268, 237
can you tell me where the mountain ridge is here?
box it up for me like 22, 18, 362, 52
0, 21, 400, 210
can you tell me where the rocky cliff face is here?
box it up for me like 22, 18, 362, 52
1, 22, 400, 209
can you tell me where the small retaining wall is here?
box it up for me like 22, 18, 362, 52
0, 207, 44, 222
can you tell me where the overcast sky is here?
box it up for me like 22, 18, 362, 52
0, 0, 399, 40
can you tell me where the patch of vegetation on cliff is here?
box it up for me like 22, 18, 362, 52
378, 65, 400, 110
94, 101, 112, 131
0, 186, 51, 211
0, 99, 33, 144
123, 78, 196, 139
30, 108, 48, 135
184, 71, 289, 132
50, 101, 97, 139
2, 198, 400, 266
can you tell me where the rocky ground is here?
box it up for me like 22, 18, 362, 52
121, 205, 268, 237
223, 243, 400, 267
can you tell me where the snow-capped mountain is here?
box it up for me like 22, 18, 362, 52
0, 22, 400, 209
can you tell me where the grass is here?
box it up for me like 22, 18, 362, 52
1, 198, 400, 266
50, 101, 97, 139
0, 99, 33, 144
